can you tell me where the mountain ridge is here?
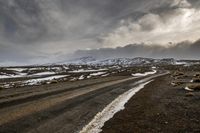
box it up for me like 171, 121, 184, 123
62, 56, 200, 66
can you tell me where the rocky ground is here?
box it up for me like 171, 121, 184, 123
0, 65, 151, 89
0, 63, 199, 133
102, 72, 200, 133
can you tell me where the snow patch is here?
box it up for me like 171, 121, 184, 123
32, 71, 55, 76
79, 80, 153, 133
28, 67, 43, 71
24, 75, 69, 85
0, 74, 26, 79
79, 75, 85, 80
132, 70, 157, 77
184, 86, 194, 91
87, 75, 92, 79
70, 78, 77, 81
6, 68, 26, 72
69, 69, 107, 73
101, 74, 110, 77
175, 61, 187, 65
171, 82, 176, 86
63, 66, 69, 70
90, 72, 106, 76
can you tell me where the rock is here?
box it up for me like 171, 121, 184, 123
41, 81, 47, 85
0, 86, 4, 90
171, 82, 177, 86
194, 73, 200, 77
171, 81, 182, 86
172, 71, 184, 77
192, 78, 200, 83
49, 80, 58, 84
186, 83, 200, 91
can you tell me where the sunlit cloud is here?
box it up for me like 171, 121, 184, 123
102, 0, 200, 47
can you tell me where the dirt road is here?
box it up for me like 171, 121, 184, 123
0, 72, 167, 133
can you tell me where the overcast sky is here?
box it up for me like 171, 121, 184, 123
0, 0, 200, 65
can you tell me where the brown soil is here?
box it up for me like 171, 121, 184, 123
102, 74, 200, 133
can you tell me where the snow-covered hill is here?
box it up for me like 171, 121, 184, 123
63, 56, 199, 66
93, 57, 154, 66
64, 56, 96, 65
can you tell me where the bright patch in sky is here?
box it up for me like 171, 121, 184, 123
102, 0, 200, 47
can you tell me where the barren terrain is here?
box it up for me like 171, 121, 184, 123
0, 60, 200, 133
102, 72, 200, 133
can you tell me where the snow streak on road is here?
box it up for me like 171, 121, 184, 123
79, 80, 153, 133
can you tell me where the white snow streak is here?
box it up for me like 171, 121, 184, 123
90, 72, 106, 76
32, 71, 55, 76
69, 69, 107, 73
79, 75, 85, 80
0, 74, 26, 79
132, 70, 157, 77
79, 80, 153, 133
184, 86, 194, 91
6, 68, 26, 72
24, 75, 69, 85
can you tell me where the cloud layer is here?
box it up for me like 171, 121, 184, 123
102, 0, 200, 47
0, 0, 200, 65
71, 39, 200, 60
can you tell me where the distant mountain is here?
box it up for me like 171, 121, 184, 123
63, 57, 200, 66
64, 56, 96, 65
93, 57, 154, 66
71, 40, 200, 60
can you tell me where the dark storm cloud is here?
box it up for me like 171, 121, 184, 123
0, 0, 199, 65
71, 39, 200, 60
1, 0, 181, 43
0, 0, 46, 43
0, 0, 146, 43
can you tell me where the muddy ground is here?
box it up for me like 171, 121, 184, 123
102, 74, 200, 133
